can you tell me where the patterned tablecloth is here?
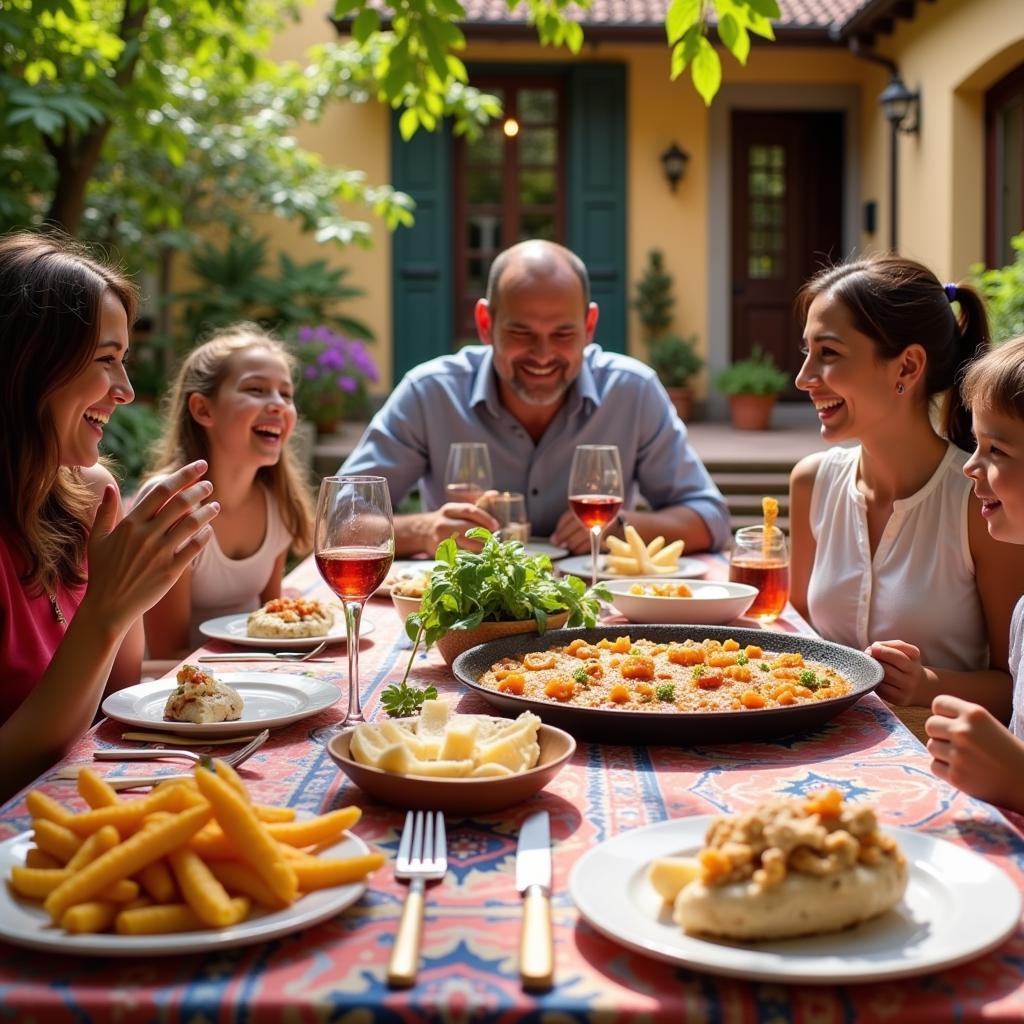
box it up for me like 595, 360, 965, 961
2, 553, 1024, 1023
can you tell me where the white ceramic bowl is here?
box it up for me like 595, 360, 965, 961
390, 591, 423, 625
605, 578, 758, 625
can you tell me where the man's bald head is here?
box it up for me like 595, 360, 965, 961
485, 240, 590, 317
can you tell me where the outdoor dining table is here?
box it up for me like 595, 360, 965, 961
2, 551, 1024, 1022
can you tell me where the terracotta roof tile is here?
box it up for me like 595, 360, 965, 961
457, 0, 870, 30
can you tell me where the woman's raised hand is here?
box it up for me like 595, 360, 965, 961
82, 460, 219, 632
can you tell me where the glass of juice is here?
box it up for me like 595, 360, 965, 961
728, 525, 789, 623
314, 476, 394, 731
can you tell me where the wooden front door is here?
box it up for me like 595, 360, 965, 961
730, 111, 844, 397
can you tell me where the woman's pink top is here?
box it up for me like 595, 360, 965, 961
0, 534, 85, 726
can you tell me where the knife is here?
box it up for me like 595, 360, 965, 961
516, 810, 554, 991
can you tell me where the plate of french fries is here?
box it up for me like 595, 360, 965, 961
558, 525, 707, 582
0, 763, 384, 955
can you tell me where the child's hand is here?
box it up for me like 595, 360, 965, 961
926, 695, 1024, 813
866, 639, 930, 706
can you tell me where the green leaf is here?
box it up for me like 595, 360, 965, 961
665, 0, 701, 46
743, 0, 781, 17
691, 37, 722, 106
332, 0, 365, 16
352, 7, 381, 44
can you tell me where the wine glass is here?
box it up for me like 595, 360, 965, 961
444, 442, 493, 505
314, 476, 394, 730
488, 490, 530, 544
728, 525, 790, 623
568, 444, 624, 586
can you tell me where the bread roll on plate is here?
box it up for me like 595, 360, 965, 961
163, 664, 244, 724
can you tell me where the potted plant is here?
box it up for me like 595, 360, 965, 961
404, 529, 609, 666
648, 334, 703, 421
633, 250, 703, 420
714, 347, 789, 431
291, 325, 379, 435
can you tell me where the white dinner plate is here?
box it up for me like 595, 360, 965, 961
557, 554, 709, 582
570, 816, 1021, 984
378, 560, 442, 596
0, 828, 370, 956
606, 579, 758, 625
101, 672, 341, 737
522, 539, 569, 560
198, 613, 375, 649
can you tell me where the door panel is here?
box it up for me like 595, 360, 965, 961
731, 111, 844, 396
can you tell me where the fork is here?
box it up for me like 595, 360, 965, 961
388, 810, 448, 988
93, 728, 270, 768
198, 640, 330, 663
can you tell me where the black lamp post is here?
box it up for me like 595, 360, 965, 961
878, 74, 920, 251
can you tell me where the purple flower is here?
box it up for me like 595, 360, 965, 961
317, 348, 345, 369
304, 365, 318, 380
337, 375, 357, 393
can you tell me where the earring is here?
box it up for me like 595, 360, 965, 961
896, 383, 905, 395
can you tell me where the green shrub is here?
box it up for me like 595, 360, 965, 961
648, 334, 703, 388
100, 403, 164, 494
971, 232, 1024, 344
714, 346, 788, 396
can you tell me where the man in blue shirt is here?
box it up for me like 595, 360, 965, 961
342, 240, 729, 557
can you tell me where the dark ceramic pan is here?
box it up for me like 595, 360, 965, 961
451, 624, 883, 745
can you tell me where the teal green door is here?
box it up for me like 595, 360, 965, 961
390, 63, 626, 383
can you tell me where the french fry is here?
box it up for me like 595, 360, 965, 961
24, 847, 61, 870
193, 766, 297, 904
77, 768, 121, 809
207, 860, 290, 910
136, 859, 178, 904
26, 790, 74, 827
651, 539, 685, 566
290, 853, 385, 892
115, 897, 250, 936
61, 900, 119, 935
32, 819, 82, 864
604, 524, 684, 576
266, 807, 361, 848
64, 786, 185, 837
10, 868, 138, 902
168, 847, 238, 927
65, 825, 120, 872
253, 805, 297, 823
44, 801, 213, 921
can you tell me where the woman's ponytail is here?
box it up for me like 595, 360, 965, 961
943, 283, 990, 452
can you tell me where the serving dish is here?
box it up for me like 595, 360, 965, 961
606, 579, 758, 625
451, 624, 882, 744
326, 722, 576, 814
570, 816, 1021, 983
557, 554, 708, 582
198, 613, 375, 649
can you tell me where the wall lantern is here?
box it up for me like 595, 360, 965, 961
879, 74, 920, 134
660, 142, 690, 192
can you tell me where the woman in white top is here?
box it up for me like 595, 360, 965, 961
141, 323, 314, 656
789, 256, 1024, 718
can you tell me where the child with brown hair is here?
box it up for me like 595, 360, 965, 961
926, 337, 1024, 812
141, 323, 314, 656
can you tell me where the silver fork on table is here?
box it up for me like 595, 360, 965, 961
93, 728, 270, 768
388, 810, 448, 988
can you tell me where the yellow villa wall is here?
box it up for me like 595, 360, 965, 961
264, 1, 1019, 392
876, 0, 1024, 280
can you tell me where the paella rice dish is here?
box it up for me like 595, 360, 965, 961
477, 635, 852, 713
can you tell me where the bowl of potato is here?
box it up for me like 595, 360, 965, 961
326, 699, 576, 813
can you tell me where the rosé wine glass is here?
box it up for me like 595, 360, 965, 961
568, 445, 624, 586
444, 442, 493, 505
314, 476, 394, 730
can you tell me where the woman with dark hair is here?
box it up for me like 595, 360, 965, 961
789, 255, 1024, 721
0, 232, 219, 798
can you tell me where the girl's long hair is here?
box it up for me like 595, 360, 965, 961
0, 232, 138, 593
961, 336, 1024, 421
796, 255, 990, 451
147, 323, 313, 554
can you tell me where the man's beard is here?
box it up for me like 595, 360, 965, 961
506, 364, 571, 406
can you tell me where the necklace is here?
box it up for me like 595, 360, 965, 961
47, 589, 67, 625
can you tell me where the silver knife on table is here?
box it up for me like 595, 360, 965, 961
516, 810, 554, 991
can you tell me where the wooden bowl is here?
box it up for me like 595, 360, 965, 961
326, 722, 576, 814
434, 611, 569, 666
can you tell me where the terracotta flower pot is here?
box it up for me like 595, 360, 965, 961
728, 393, 777, 431
435, 611, 570, 666
665, 386, 694, 423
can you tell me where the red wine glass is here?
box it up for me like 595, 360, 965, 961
314, 476, 394, 728
568, 445, 624, 586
